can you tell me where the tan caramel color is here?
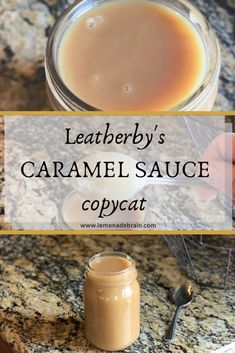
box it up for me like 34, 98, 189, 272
90, 255, 131, 273
84, 253, 140, 351
58, 0, 206, 110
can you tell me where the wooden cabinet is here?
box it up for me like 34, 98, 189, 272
0, 337, 14, 353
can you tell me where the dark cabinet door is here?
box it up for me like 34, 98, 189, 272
0, 337, 14, 353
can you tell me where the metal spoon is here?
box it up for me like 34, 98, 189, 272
165, 283, 193, 341
143, 176, 213, 189
68, 153, 215, 201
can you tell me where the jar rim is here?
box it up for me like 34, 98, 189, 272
45, 0, 221, 111
86, 251, 136, 276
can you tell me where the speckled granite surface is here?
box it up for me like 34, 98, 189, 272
0, 0, 234, 111
0, 119, 5, 229
0, 234, 234, 353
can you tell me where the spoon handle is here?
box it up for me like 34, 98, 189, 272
145, 176, 213, 189
164, 306, 181, 341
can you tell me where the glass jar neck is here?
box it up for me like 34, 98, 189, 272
85, 252, 137, 286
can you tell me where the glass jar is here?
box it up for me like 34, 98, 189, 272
84, 252, 140, 351
57, 191, 100, 230
57, 191, 147, 230
45, 0, 221, 111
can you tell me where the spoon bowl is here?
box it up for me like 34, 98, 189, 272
173, 283, 193, 307
165, 283, 193, 341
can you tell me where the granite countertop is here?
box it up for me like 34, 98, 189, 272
0, 0, 234, 111
0, 113, 231, 350
0, 119, 4, 229
0, 234, 234, 353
